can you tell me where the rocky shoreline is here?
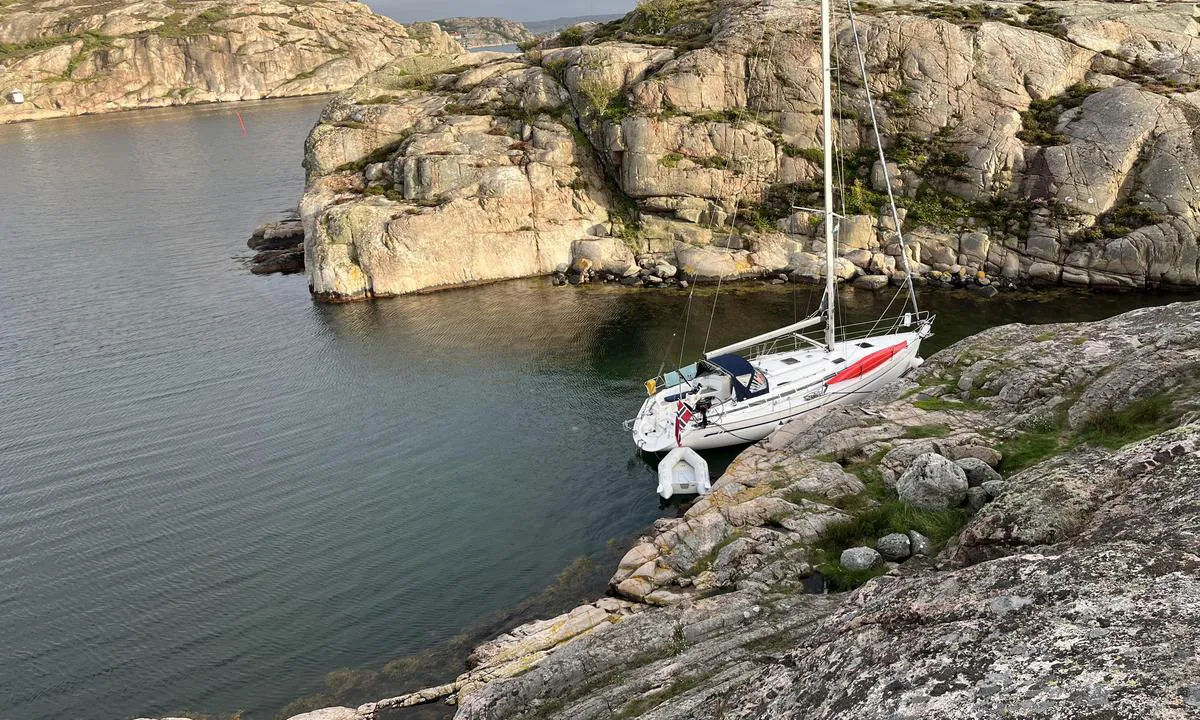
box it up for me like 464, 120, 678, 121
193, 299, 1200, 720
289, 0, 1200, 302
0, 0, 462, 123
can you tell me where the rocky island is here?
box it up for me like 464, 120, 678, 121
0, 0, 462, 123
214, 298, 1199, 720
433, 17, 534, 49
294, 0, 1200, 300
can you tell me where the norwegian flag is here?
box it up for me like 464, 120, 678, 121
674, 401, 694, 447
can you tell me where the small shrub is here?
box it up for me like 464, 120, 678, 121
920, 3, 1011, 26
1017, 2, 1068, 38
695, 155, 732, 170
783, 145, 824, 164
556, 25, 586, 47
578, 75, 617, 115
1017, 83, 1101, 146
1081, 203, 1167, 241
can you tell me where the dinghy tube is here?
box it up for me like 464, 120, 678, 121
657, 447, 711, 499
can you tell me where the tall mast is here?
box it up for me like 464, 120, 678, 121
820, 0, 837, 352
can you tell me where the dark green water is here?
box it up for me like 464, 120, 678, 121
0, 98, 1190, 720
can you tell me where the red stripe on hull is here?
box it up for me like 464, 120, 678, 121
827, 341, 909, 385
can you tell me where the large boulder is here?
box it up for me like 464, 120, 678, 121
570, 239, 636, 274
955, 457, 1003, 487
896, 453, 969, 509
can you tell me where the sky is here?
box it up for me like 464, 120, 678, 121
364, 0, 635, 23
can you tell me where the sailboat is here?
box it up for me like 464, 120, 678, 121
627, 0, 935, 453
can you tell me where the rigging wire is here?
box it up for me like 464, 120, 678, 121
702, 273, 724, 353
832, 11, 849, 346
655, 300, 690, 380
845, 0, 920, 318
677, 278, 698, 369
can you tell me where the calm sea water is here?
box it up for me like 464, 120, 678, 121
0, 98, 1188, 720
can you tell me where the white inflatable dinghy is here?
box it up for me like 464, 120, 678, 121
656, 447, 711, 499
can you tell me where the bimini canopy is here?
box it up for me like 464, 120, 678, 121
703, 354, 769, 400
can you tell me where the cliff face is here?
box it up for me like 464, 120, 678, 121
0, 0, 463, 123
300, 0, 1200, 300
434, 16, 534, 49
288, 300, 1200, 720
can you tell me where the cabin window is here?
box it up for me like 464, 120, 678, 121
781, 357, 800, 365
857, 342, 873, 348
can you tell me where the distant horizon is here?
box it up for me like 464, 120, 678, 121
363, 0, 635, 23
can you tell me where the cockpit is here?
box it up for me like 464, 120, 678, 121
662, 354, 770, 405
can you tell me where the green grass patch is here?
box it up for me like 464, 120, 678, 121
903, 424, 951, 439
997, 431, 1062, 473
996, 410, 1068, 474
913, 395, 983, 412
811, 498, 968, 591
818, 562, 888, 592
1077, 394, 1173, 450
0, 33, 76, 63
818, 501, 969, 552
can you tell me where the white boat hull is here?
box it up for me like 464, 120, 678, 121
631, 331, 926, 453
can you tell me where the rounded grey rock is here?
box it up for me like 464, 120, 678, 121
967, 486, 989, 512
853, 274, 890, 290
875, 532, 911, 561
840, 546, 882, 571
908, 530, 934, 557
956, 457, 1003, 487
981, 479, 1007, 499
897, 453, 969, 509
